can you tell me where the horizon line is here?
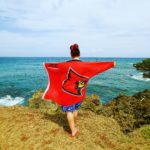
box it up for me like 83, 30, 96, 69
0, 56, 149, 59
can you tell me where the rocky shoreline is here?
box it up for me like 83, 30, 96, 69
0, 89, 150, 149
133, 58, 150, 78
28, 89, 150, 134
99, 90, 150, 133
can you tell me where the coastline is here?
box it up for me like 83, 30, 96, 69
0, 89, 150, 149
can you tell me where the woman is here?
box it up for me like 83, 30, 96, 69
62, 43, 82, 137
43, 43, 116, 137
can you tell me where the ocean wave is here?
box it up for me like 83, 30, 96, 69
0, 95, 24, 106
129, 73, 150, 82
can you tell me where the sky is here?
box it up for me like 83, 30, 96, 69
0, 0, 150, 57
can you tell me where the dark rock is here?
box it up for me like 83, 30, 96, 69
28, 89, 61, 114
133, 58, 150, 78
81, 94, 102, 112
143, 72, 150, 78
99, 90, 150, 133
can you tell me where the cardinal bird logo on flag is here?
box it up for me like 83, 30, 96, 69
43, 61, 114, 106
62, 67, 89, 96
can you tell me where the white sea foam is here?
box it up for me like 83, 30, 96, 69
0, 95, 24, 106
130, 73, 150, 82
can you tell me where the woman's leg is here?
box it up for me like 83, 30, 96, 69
67, 112, 78, 136
74, 101, 82, 127
73, 110, 78, 127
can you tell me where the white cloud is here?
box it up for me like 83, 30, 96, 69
0, 0, 150, 57
1, 0, 150, 31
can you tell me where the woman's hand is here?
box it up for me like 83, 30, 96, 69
114, 61, 116, 67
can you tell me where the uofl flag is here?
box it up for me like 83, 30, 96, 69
42, 61, 114, 106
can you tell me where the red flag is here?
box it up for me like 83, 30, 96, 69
42, 61, 114, 106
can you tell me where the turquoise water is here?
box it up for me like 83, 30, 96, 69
0, 57, 149, 106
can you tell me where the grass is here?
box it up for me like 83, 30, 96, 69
0, 106, 150, 150
141, 127, 150, 139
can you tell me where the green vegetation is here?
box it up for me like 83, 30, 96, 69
0, 89, 150, 149
133, 58, 150, 71
28, 89, 150, 133
100, 89, 150, 133
133, 58, 150, 78
28, 89, 61, 115
141, 127, 150, 139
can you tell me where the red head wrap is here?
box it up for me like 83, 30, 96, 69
70, 44, 79, 51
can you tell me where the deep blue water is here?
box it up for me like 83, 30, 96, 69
0, 57, 150, 106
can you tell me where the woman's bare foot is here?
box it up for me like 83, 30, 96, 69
71, 128, 79, 137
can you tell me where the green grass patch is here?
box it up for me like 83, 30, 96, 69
141, 127, 150, 139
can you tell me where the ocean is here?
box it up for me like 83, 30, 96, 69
0, 57, 149, 106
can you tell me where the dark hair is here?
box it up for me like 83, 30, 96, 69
70, 44, 80, 57
71, 48, 80, 57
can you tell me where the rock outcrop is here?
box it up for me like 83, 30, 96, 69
28, 89, 61, 114
98, 90, 150, 133
133, 58, 150, 78
28, 89, 150, 134
0, 89, 150, 149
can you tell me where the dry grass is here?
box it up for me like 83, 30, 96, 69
0, 106, 150, 150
